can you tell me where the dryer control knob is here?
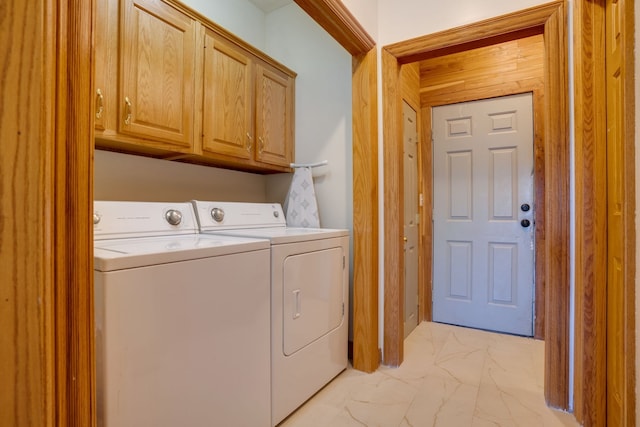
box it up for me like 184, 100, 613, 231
93, 213, 101, 225
211, 207, 225, 223
165, 209, 182, 226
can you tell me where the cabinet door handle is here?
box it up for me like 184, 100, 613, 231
258, 136, 265, 155
246, 132, 253, 153
124, 97, 132, 125
95, 88, 104, 119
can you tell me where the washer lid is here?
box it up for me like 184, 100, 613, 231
207, 227, 349, 244
94, 234, 269, 271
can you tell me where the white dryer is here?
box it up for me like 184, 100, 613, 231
93, 201, 271, 427
192, 201, 350, 426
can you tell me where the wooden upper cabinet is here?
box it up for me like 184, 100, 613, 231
119, 0, 196, 149
202, 30, 253, 160
201, 28, 295, 171
94, 0, 296, 172
254, 62, 294, 168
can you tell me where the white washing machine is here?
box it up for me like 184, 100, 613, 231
191, 201, 350, 426
93, 201, 272, 427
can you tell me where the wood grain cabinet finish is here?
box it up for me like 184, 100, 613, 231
254, 62, 294, 168
94, 0, 295, 172
201, 29, 294, 171
95, 0, 197, 153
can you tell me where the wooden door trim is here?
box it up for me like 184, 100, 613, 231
574, 0, 636, 424
294, 1, 380, 372
4, 0, 96, 425
573, 1, 607, 423
381, 1, 571, 409
293, 0, 375, 56
351, 48, 380, 372
55, 0, 96, 424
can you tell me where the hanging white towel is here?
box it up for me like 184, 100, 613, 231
284, 166, 320, 228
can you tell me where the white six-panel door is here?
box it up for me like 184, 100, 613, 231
432, 93, 534, 336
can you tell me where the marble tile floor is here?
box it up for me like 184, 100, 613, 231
279, 321, 580, 427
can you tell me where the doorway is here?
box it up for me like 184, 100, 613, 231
382, 2, 570, 409
431, 93, 535, 336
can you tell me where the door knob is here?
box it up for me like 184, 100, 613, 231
521, 219, 531, 228
521, 203, 531, 212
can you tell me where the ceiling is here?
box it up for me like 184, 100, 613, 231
248, 0, 293, 13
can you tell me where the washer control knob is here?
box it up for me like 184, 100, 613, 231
93, 213, 101, 225
273, 210, 279, 218
165, 209, 182, 226
211, 207, 225, 223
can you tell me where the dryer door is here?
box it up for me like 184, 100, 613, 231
282, 246, 345, 356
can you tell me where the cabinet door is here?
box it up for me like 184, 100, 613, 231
255, 63, 294, 168
202, 31, 253, 160
120, 0, 196, 149
94, 0, 118, 133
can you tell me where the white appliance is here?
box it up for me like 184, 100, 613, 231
191, 201, 350, 426
93, 201, 271, 427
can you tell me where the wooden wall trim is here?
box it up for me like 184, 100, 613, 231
298, 0, 380, 372
622, 0, 637, 422
385, 1, 563, 63
293, 0, 375, 56
1, 0, 54, 425
54, 0, 96, 424
541, 2, 570, 410
381, 1, 571, 410
573, 1, 607, 423
382, 48, 404, 367
1, 0, 95, 425
351, 48, 380, 373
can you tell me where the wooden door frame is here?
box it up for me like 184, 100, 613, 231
573, 0, 636, 424
4, 0, 96, 425
31, 0, 626, 424
293, 0, 380, 373
382, 1, 571, 409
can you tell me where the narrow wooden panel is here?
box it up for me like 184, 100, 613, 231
0, 1, 52, 425
401, 63, 421, 110
541, 2, 570, 409
351, 48, 379, 373
532, 89, 546, 340
420, 106, 433, 323
382, 48, 404, 367
56, 0, 96, 424
605, 0, 636, 425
